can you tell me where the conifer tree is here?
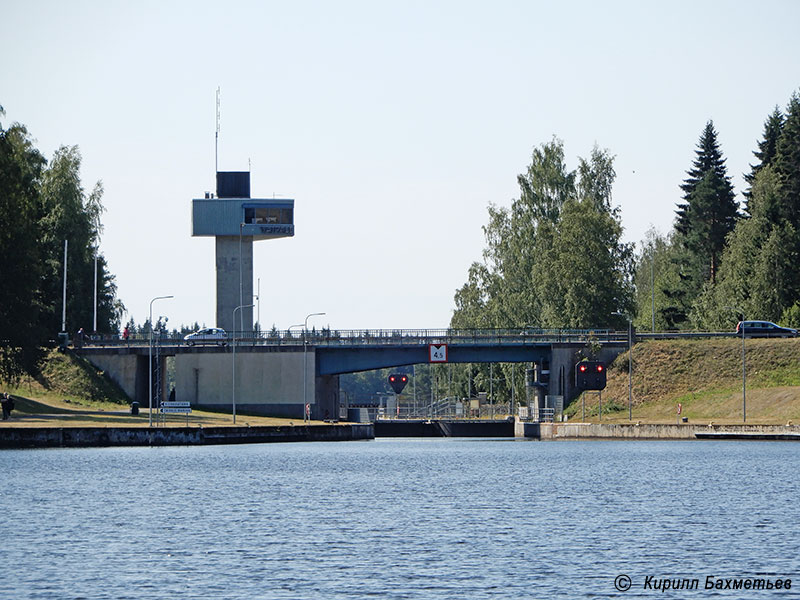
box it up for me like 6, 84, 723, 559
674, 121, 739, 284
743, 107, 784, 215
0, 109, 47, 380
772, 93, 800, 228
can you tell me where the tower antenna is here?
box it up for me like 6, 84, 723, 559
215, 87, 221, 182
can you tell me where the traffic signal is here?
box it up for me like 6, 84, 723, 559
575, 361, 606, 390
388, 373, 409, 394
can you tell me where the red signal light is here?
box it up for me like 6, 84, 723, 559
401, 375, 408, 383
389, 375, 396, 382
596, 364, 604, 372
579, 364, 587, 372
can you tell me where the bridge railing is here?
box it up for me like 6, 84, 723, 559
81, 327, 628, 347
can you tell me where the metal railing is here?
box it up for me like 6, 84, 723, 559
80, 327, 746, 350
82, 327, 628, 348
373, 398, 514, 421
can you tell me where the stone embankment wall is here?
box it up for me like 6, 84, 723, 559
516, 421, 800, 440
0, 424, 374, 448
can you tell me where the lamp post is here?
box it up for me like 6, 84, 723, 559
651, 251, 656, 333
232, 303, 255, 424
612, 311, 633, 421
239, 223, 245, 333
726, 306, 746, 422
303, 312, 326, 422
149, 295, 174, 427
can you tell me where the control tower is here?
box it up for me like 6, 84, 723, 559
192, 171, 294, 333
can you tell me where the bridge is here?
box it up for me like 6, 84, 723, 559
79, 328, 630, 420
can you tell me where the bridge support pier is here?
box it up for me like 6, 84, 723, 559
314, 374, 339, 421
78, 350, 156, 407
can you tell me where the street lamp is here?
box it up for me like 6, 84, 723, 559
650, 250, 656, 333
726, 306, 746, 423
612, 311, 633, 421
149, 295, 174, 427
303, 312, 326, 422
239, 223, 245, 333
232, 303, 255, 424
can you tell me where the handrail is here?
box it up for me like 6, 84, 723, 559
82, 327, 630, 348
80, 327, 749, 348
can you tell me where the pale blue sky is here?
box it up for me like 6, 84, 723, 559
3, 0, 799, 331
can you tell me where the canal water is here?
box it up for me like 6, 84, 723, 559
1, 439, 798, 599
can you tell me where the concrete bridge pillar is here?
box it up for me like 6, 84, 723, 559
314, 374, 340, 421
79, 351, 152, 407
549, 344, 628, 410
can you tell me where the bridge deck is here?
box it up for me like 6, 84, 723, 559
81, 327, 630, 351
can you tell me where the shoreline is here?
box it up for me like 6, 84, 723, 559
519, 421, 800, 440
0, 423, 374, 448
2, 421, 800, 448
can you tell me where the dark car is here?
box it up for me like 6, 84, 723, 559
735, 320, 798, 338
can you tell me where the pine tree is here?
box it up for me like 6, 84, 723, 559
770, 92, 800, 308
772, 93, 800, 228
743, 107, 784, 215
0, 110, 47, 380
674, 121, 739, 284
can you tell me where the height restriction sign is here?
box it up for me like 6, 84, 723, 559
429, 344, 448, 363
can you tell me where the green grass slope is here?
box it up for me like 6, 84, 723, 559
568, 338, 800, 424
4, 349, 130, 408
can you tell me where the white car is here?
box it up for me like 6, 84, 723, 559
184, 327, 228, 346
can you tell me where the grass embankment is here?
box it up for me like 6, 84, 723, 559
567, 337, 800, 424
4, 341, 800, 427
1, 349, 308, 428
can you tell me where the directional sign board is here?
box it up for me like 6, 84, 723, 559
429, 344, 448, 363
161, 401, 191, 414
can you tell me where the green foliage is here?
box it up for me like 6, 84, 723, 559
0, 111, 47, 381
743, 106, 784, 213
534, 197, 634, 327
675, 121, 739, 285
690, 90, 800, 330
0, 108, 122, 381
782, 303, 800, 328
772, 93, 800, 229
451, 138, 633, 333
633, 228, 677, 331
38, 147, 123, 335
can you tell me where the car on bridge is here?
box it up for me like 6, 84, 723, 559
184, 327, 228, 346
736, 320, 798, 338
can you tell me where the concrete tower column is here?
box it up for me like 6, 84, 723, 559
216, 235, 253, 333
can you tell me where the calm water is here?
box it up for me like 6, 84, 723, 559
1, 439, 798, 599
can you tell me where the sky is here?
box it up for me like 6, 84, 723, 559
2, 0, 800, 332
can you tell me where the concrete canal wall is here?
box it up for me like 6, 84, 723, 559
0, 423, 374, 449
515, 421, 800, 440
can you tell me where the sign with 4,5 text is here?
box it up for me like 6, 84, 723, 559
429, 344, 448, 363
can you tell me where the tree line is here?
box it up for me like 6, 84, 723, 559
637, 91, 800, 331
0, 106, 123, 382
446, 89, 800, 404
